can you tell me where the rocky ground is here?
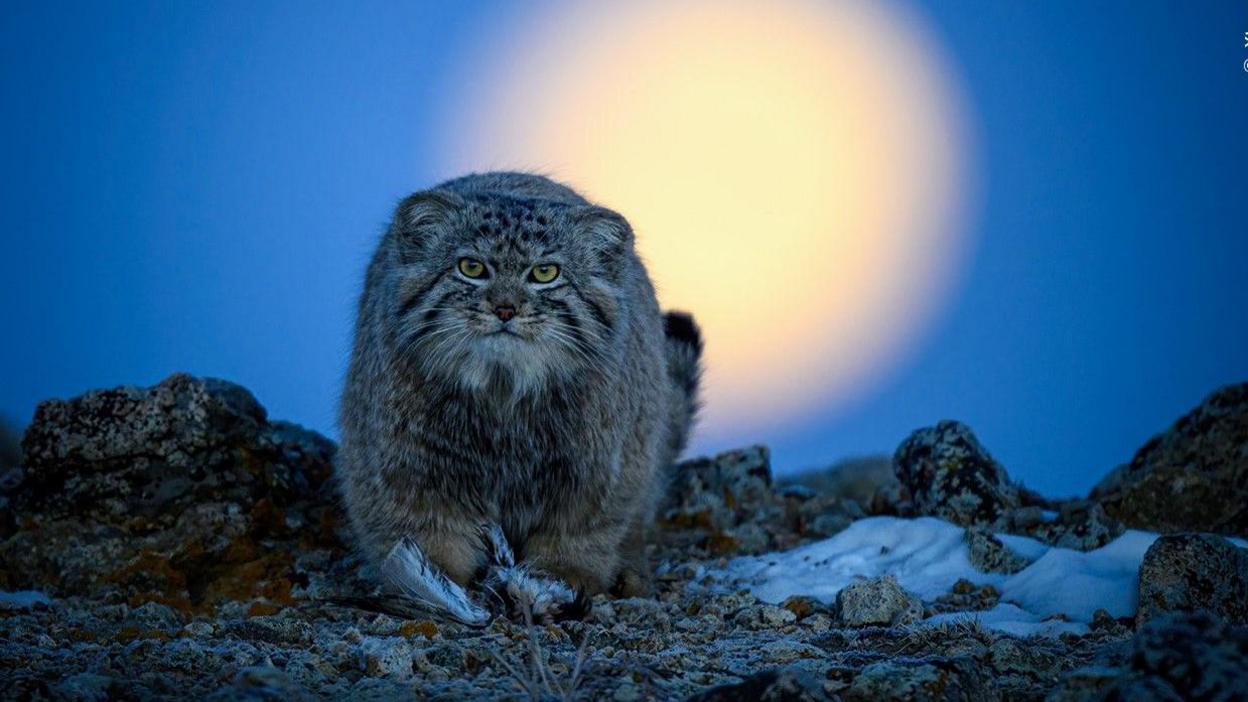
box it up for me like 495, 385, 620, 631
1, 375, 1246, 700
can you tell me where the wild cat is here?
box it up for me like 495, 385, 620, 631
337, 172, 702, 623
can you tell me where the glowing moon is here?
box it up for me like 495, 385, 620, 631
433, 0, 974, 450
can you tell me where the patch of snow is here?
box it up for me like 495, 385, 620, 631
709, 516, 1163, 637
0, 590, 51, 609
995, 533, 1050, 563
926, 603, 1087, 638
1002, 530, 1155, 622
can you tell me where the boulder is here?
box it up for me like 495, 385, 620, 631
1053, 612, 1248, 701
666, 445, 772, 524
894, 421, 1020, 528
0, 373, 347, 610
1136, 533, 1248, 626
1091, 383, 1248, 534
833, 575, 923, 627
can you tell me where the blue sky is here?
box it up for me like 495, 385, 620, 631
2, 1, 1245, 496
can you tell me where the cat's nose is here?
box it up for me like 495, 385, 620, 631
493, 304, 516, 322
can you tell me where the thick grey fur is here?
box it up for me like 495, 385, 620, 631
338, 172, 702, 604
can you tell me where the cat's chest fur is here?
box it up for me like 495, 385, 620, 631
408, 380, 617, 513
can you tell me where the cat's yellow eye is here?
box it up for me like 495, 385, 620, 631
529, 264, 560, 284
457, 258, 486, 279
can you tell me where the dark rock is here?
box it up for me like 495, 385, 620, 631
1122, 612, 1248, 700
894, 421, 1020, 528
1050, 612, 1248, 700
1091, 383, 1248, 534
834, 575, 923, 627
1136, 533, 1248, 626
688, 669, 830, 701
0, 373, 347, 609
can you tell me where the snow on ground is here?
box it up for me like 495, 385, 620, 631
709, 516, 1161, 637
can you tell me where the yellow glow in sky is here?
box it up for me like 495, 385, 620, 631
434, 0, 974, 449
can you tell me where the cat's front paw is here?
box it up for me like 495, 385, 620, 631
477, 521, 590, 623
487, 566, 591, 624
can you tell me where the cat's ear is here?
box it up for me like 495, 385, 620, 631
572, 206, 634, 256
392, 189, 465, 260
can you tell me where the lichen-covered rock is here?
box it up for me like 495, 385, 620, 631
1019, 501, 1122, 551
964, 528, 1030, 574
662, 445, 796, 557
358, 636, 417, 680
929, 579, 1002, 616
894, 421, 1021, 528
1052, 612, 1248, 701
1123, 612, 1248, 698
1090, 383, 1248, 534
987, 637, 1062, 686
834, 575, 923, 627
8, 374, 1234, 701
0, 373, 348, 612
665, 445, 772, 529
1136, 533, 1248, 626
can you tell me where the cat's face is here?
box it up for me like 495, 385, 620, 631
388, 190, 631, 395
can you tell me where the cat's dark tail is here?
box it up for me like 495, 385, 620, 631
662, 311, 703, 463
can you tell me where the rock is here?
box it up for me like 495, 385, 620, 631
358, 637, 416, 680
0, 373, 347, 609
1091, 383, 1248, 534
894, 421, 1020, 528
1054, 612, 1248, 701
1124, 612, 1248, 698
0, 417, 20, 470
664, 446, 771, 531
778, 596, 825, 621
8, 373, 1244, 701
834, 575, 923, 627
1136, 533, 1248, 626
964, 527, 1030, 574
735, 604, 797, 630
722, 522, 772, 555
1021, 501, 1122, 551
689, 669, 831, 701
987, 638, 1061, 684
844, 657, 997, 702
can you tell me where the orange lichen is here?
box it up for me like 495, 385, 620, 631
398, 620, 439, 639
